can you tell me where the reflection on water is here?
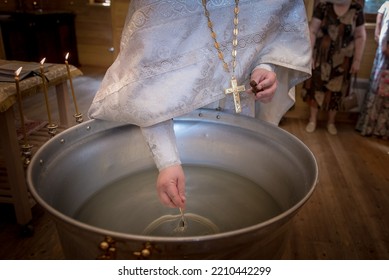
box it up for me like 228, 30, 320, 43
143, 212, 219, 237
74, 165, 282, 237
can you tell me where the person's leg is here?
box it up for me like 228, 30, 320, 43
306, 105, 318, 133
327, 110, 337, 135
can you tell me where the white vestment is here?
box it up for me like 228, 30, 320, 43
88, 0, 312, 170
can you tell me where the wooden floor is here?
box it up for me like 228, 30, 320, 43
0, 67, 388, 259
281, 118, 389, 259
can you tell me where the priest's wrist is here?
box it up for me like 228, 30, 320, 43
252, 63, 275, 73
140, 119, 181, 171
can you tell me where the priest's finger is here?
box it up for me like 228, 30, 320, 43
176, 175, 186, 209
165, 184, 185, 208
159, 191, 177, 208
254, 87, 276, 103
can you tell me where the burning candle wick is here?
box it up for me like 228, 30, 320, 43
65, 52, 80, 115
40, 58, 53, 124
14, 67, 28, 145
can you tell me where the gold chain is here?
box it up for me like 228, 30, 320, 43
202, 0, 240, 77
202, 0, 245, 113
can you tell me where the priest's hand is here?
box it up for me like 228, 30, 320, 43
156, 164, 186, 208
249, 68, 277, 103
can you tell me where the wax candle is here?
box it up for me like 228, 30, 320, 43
40, 58, 58, 136
65, 52, 80, 115
15, 66, 34, 165
14, 67, 28, 145
40, 58, 52, 124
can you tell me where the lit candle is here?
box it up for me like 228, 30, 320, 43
40, 58, 58, 137
14, 67, 28, 145
65, 52, 82, 123
40, 58, 52, 125
15, 66, 34, 166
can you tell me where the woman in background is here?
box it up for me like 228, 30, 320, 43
356, 1, 389, 138
302, 0, 366, 135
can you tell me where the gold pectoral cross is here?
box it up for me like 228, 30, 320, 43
224, 77, 246, 113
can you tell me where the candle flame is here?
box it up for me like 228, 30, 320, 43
65, 52, 69, 60
40, 57, 46, 65
15, 67, 23, 77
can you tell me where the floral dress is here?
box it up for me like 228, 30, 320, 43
356, 1, 389, 138
302, 1, 365, 111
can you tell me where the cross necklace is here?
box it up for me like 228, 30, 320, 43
202, 0, 245, 113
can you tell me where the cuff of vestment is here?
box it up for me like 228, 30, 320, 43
253, 63, 275, 73
140, 120, 181, 171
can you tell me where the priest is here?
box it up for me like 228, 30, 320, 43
88, 0, 312, 208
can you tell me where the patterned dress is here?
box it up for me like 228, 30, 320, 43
302, 1, 365, 111
356, 1, 389, 138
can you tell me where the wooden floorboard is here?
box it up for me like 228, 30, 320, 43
280, 119, 389, 259
0, 66, 388, 259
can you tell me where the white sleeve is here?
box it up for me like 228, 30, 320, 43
140, 119, 181, 170
252, 63, 276, 73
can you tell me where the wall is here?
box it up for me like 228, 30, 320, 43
51, 0, 115, 67
110, 0, 129, 60
0, 0, 115, 67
